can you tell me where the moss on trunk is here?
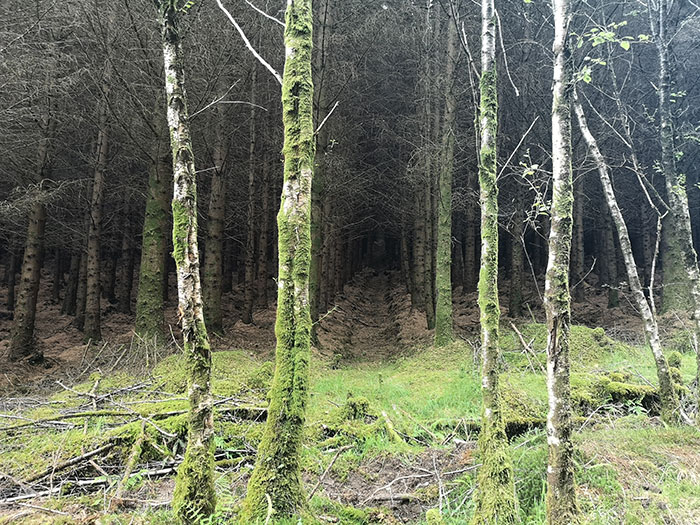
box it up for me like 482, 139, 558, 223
241, 0, 315, 520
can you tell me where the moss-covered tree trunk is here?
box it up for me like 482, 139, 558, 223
242, 67, 259, 325
649, 0, 700, 417
84, 98, 110, 343
202, 100, 226, 334
434, 16, 458, 347
471, 0, 519, 522
242, 0, 315, 519
154, 1, 216, 521
573, 88, 680, 423
135, 118, 170, 339
545, 0, 578, 520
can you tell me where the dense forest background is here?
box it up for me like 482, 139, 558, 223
1, 0, 700, 357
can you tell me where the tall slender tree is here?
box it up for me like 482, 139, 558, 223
471, 0, 519, 521
154, 1, 215, 522
434, 12, 458, 347
545, 0, 578, 520
242, 0, 315, 519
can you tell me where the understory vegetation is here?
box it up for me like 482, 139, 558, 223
2, 323, 698, 524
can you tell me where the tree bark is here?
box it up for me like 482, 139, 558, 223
242, 0, 315, 518
471, 0, 519, 521
155, 1, 215, 521
545, 0, 578, 520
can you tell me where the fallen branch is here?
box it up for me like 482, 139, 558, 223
24, 442, 117, 484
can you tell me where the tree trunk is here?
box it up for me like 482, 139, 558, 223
435, 16, 458, 347
84, 98, 110, 342
603, 210, 619, 308
242, 0, 315, 518
202, 99, 226, 334
135, 119, 170, 339
9, 202, 47, 362
509, 192, 525, 317
116, 211, 135, 314
649, 0, 700, 418
155, 2, 216, 521
62, 253, 80, 316
51, 248, 62, 304
471, 0, 519, 521
412, 189, 427, 309
573, 88, 680, 423
75, 251, 88, 330
6, 251, 19, 312
545, 0, 578, 520
242, 67, 259, 325
256, 154, 271, 308
571, 176, 585, 302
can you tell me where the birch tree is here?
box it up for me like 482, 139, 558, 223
573, 88, 681, 422
471, 0, 519, 521
153, 1, 216, 521
545, 0, 578, 520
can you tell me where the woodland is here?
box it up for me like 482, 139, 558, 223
1, 0, 700, 524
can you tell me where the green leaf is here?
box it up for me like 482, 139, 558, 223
620, 41, 630, 51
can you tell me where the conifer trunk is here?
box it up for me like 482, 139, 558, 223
545, 0, 578, 519
471, 0, 519, 521
435, 16, 458, 347
242, 67, 259, 325
242, 0, 315, 518
155, 1, 215, 521
573, 89, 680, 423
135, 119, 170, 339
202, 100, 226, 334
62, 252, 80, 315
9, 201, 47, 362
257, 155, 271, 308
116, 211, 135, 314
84, 96, 110, 342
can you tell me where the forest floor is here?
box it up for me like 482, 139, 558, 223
1, 269, 700, 524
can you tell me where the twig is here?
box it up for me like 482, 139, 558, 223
509, 322, 546, 374
308, 445, 353, 499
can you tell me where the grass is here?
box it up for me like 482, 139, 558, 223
1, 323, 699, 524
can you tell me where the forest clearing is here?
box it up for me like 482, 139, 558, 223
1, 0, 700, 524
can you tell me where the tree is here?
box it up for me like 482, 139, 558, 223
545, 0, 578, 519
153, 1, 216, 521
135, 114, 170, 340
241, 0, 315, 519
434, 11, 458, 347
470, 0, 520, 521
573, 88, 681, 423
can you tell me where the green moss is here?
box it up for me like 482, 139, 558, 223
171, 199, 188, 266
667, 350, 682, 369
426, 508, 445, 524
